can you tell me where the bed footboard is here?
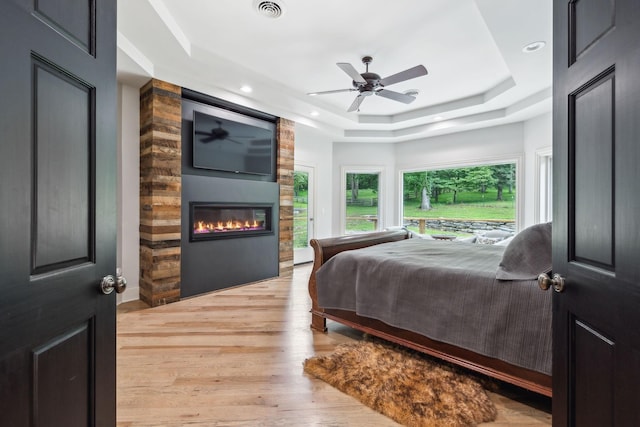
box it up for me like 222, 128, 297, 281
308, 230, 410, 332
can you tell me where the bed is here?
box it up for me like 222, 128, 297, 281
308, 222, 553, 397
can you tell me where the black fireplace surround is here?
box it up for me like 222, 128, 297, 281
181, 94, 280, 298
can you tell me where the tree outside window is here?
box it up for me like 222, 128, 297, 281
402, 164, 516, 237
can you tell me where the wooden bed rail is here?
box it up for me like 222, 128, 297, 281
308, 230, 411, 331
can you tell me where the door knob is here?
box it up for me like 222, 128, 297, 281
538, 273, 565, 293
100, 274, 127, 295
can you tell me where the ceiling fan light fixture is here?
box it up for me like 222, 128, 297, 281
254, 0, 285, 19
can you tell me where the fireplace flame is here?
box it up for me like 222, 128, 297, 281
194, 217, 265, 235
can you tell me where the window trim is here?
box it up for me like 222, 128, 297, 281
534, 147, 553, 224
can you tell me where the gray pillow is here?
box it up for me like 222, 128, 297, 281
496, 222, 552, 280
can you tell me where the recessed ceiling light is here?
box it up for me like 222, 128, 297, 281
310, 111, 319, 117
522, 41, 546, 53
240, 85, 253, 93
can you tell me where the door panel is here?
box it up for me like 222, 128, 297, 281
33, 322, 93, 426
570, 70, 614, 268
570, 0, 614, 62
33, 0, 94, 54
572, 319, 614, 427
0, 0, 117, 425
553, 0, 640, 425
33, 58, 94, 273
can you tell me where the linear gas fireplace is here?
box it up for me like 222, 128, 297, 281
189, 202, 273, 241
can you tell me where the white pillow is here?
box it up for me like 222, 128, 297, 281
494, 235, 515, 246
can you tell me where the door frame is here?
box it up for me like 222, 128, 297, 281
293, 163, 316, 264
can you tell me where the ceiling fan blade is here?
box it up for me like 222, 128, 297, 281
347, 95, 365, 112
226, 138, 243, 145
200, 136, 216, 143
337, 63, 367, 84
379, 65, 428, 87
307, 88, 357, 96
376, 89, 416, 104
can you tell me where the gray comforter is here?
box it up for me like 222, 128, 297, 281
315, 237, 552, 375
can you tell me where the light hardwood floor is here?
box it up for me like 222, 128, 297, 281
117, 264, 552, 426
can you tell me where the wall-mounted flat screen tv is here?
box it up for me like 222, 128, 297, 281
192, 109, 276, 176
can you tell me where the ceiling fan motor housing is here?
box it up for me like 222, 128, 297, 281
353, 72, 382, 91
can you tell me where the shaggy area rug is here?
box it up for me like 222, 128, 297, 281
303, 340, 497, 427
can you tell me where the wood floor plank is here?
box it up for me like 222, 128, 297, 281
117, 264, 551, 426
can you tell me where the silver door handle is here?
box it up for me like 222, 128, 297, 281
100, 274, 127, 295
538, 273, 565, 293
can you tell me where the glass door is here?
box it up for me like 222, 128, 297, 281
293, 165, 315, 264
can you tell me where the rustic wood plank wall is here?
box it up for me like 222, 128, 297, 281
139, 79, 182, 306
277, 118, 295, 276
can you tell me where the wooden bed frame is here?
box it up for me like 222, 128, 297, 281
308, 229, 552, 397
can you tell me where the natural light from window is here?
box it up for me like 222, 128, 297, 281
402, 163, 517, 238
345, 172, 380, 234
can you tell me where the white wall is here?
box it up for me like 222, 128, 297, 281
332, 143, 396, 233
523, 112, 552, 227
116, 83, 140, 303
395, 123, 524, 169
294, 124, 334, 240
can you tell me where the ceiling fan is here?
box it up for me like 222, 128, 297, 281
195, 120, 244, 144
308, 56, 428, 112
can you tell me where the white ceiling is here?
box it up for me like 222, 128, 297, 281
117, 0, 552, 143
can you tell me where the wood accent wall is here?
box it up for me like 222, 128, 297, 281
139, 79, 182, 306
277, 118, 295, 276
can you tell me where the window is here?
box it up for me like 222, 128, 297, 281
343, 171, 380, 234
401, 163, 517, 237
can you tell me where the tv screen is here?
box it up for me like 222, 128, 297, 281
192, 110, 275, 176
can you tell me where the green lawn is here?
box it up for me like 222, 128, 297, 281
293, 188, 516, 237
402, 189, 516, 220
294, 191, 310, 248
346, 189, 516, 233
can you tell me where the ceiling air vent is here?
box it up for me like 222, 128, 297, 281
254, 1, 285, 19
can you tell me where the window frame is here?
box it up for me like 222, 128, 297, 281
398, 155, 524, 232
534, 147, 553, 224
